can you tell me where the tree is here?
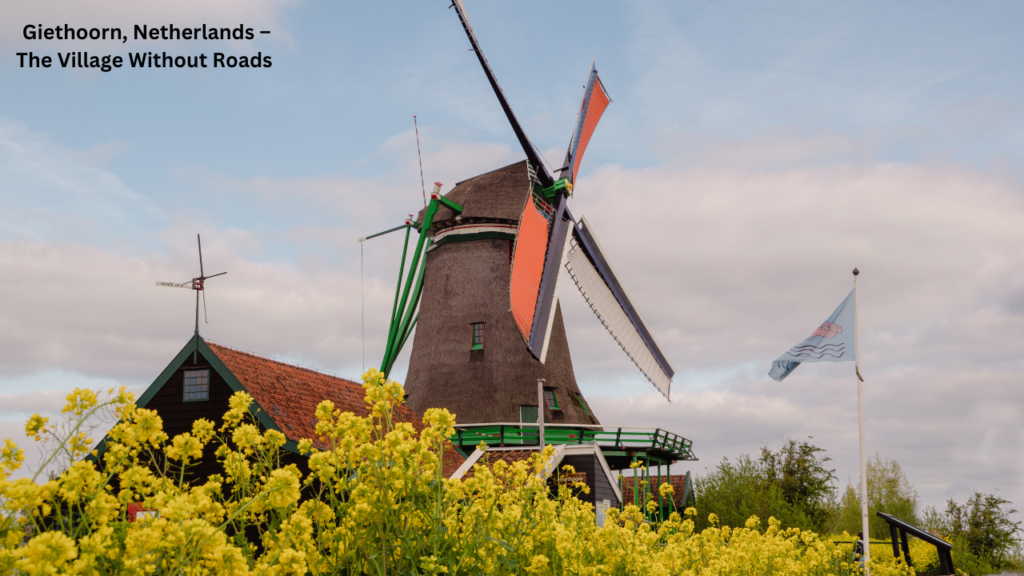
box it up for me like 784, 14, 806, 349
829, 453, 918, 538
693, 438, 836, 532
760, 439, 838, 531
826, 484, 862, 536
865, 453, 918, 537
693, 454, 803, 531
945, 491, 1022, 568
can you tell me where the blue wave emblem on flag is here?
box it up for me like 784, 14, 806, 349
786, 342, 846, 359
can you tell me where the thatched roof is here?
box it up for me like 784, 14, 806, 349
416, 160, 531, 233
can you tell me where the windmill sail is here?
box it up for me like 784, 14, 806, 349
524, 66, 610, 362
452, 0, 616, 364
510, 196, 550, 338
564, 216, 675, 398
560, 63, 612, 184
527, 197, 572, 362
451, 0, 553, 186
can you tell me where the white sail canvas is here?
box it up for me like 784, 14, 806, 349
566, 245, 672, 399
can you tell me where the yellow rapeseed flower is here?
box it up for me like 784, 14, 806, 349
61, 388, 98, 416
24, 414, 48, 441
17, 532, 77, 574
265, 468, 301, 509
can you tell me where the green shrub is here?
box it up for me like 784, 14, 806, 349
693, 438, 836, 533
941, 491, 1022, 573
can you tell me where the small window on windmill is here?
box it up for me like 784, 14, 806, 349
544, 388, 560, 410
183, 369, 210, 402
471, 322, 485, 350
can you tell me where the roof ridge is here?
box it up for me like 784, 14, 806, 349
452, 159, 527, 187
204, 338, 363, 386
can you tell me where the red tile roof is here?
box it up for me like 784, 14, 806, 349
621, 473, 689, 507
206, 342, 464, 478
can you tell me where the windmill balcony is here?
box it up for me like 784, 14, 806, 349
451, 423, 696, 470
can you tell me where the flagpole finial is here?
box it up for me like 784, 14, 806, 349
852, 267, 860, 276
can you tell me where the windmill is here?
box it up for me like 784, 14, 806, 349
156, 234, 227, 341
371, 0, 676, 429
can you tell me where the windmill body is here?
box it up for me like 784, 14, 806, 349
403, 161, 598, 426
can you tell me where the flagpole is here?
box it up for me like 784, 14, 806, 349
854, 267, 870, 573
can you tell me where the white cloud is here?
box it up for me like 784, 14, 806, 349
562, 157, 1024, 375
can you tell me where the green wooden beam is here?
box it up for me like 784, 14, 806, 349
381, 193, 462, 377
382, 203, 436, 373
436, 196, 464, 213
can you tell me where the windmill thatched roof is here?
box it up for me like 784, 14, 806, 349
416, 160, 531, 232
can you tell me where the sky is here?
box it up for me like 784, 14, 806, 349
2, 0, 1023, 520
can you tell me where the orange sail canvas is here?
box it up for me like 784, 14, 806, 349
510, 201, 549, 341
570, 73, 610, 183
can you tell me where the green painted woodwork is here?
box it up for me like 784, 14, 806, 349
385, 225, 412, 369
471, 322, 484, 350
450, 424, 695, 463
632, 452, 639, 507
432, 230, 516, 248
380, 196, 464, 376
435, 195, 464, 213
362, 223, 409, 242
575, 393, 590, 415
519, 406, 538, 424
543, 388, 560, 410
540, 178, 573, 200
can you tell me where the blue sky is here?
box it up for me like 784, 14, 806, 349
3, 0, 1024, 516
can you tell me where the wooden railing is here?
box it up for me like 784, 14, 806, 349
450, 423, 696, 461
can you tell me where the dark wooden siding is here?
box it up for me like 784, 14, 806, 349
553, 453, 619, 508
142, 351, 311, 488
144, 352, 234, 486
405, 236, 600, 427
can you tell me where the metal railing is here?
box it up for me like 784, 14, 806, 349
450, 423, 696, 460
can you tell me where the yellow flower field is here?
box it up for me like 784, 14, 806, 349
0, 370, 916, 575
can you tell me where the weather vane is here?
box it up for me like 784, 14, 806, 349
156, 234, 227, 350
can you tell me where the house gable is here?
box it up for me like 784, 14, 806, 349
133, 335, 287, 449
92, 335, 465, 479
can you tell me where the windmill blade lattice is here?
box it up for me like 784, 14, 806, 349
449, 1, 671, 397
559, 62, 612, 184
156, 281, 192, 289
564, 216, 675, 399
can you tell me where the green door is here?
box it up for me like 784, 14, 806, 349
519, 406, 539, 445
